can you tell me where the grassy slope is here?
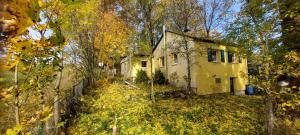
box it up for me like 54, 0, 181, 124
68, 83, 265, 135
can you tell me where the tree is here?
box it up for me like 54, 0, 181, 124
43, 1, 66, 133
166, 0, 202, 103
60, 0, 131, 86
1, 1, 68, 134
3, 23, 64, 134
118, 0, 167, 102
1, 0, 129, 134
0, 0, 43, 48
59, 0, 99, 86
278, 0, 300, 52
224, 0, 300, 134
198, 0, 234, 38
95, 12, 132, 71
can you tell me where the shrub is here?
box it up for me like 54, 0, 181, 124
154, 70, 167, 85
135, 70, 149, 83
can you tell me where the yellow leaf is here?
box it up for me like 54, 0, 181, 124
38, 0, 43, 7
6, 125, 22, 135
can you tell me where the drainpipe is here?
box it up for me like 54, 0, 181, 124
129, 53, 132, 82
163, 25, 168, 79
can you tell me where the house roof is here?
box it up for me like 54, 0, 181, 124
152, 34, 164, 53
120, 53, 150, 64
120, 56, 128, 64
152, 30, 235, 53
134, 49, 150, 56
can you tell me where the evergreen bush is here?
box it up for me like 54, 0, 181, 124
154, 70, 167, 85
135, 70, 149, 83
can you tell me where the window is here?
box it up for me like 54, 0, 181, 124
141, 61, 147, 67
215, 78, 221, 84
228, 52, 236, 63
173, 53, 178, 64
160, 57, 165, 67
221, 50, 225, 62
208, 48, 217, 62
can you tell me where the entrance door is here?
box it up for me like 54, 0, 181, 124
230, 77, 235, 95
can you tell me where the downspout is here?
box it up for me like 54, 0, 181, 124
129, 53, 132, 81
163, 25, 168, 79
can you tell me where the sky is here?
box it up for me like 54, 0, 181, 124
28, 1, 243, 42
28, 27, 53, 40
28, 11, 53, 40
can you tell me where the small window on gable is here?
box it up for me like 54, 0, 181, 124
141, 61, 147, 67
173, 53, 178, 64
208, 48, 217, 62
215, 78, 221, 84
228, 52, 236, 63
221, 50, 225, 62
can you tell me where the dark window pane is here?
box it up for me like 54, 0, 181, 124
141, 61, 147, 67
212, 50, 217, 62
221, 50, 225, 62
174, 54, 178, 64
207, 48, 212, 62
215, 78, 221, 83
208, 48, 218, 62
228, 52, 233, 63
161, 57, 165, 66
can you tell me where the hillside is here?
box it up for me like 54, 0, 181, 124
68, 82, 265, 134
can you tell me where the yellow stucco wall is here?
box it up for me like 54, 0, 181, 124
152, 32, 248, 95
192, 43, 248, 95
153, 32, 192, 87
121, 56, 151, 80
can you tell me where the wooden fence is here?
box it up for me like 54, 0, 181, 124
44, 78, 89, 134
62, 79, 89, 133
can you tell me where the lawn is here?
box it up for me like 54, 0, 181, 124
67, 82, 265, 135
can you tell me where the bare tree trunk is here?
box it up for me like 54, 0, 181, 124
186, 51, 192, 106
263, 35, 273, 135
265, 94, 274, 135
37, 75, 46, 134
206, 29, 210, 38
112, 115, 119, 135
183, 37, 192, 94
129, 53, 132, 81
186, 52, 192, 95
247, 4, 274, 133
150, 55, 155, 103
54, 51, 63, 134
183, 36, 192, 106
14, 63, 20, 125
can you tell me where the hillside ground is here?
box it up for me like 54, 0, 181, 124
68, 81, 265, 135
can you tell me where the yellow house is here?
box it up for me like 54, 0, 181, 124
121, 53, 151, 81
121, 28, 248, 95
